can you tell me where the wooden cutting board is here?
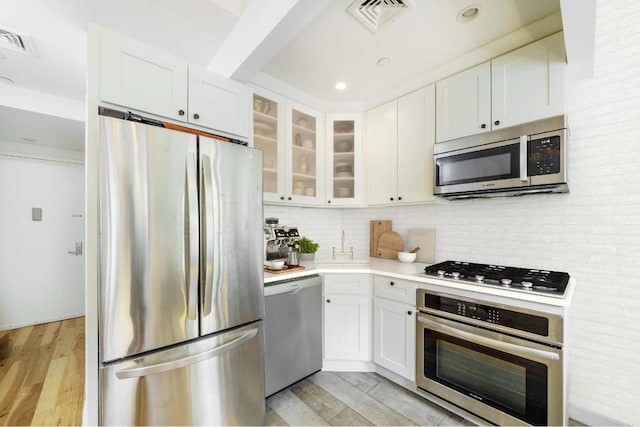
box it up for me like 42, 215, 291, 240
376, 231, 404, 259
264, 265, 305, 274
370, 220, 392, 257
409, 228, 436, 263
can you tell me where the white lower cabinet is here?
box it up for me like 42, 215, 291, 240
372, 276, 417, 381
323, 274, 373, 370
373, 297, 416, 381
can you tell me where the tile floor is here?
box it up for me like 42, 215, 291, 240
266, 371, 471, 426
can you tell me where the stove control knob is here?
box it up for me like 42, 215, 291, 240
501, 278, 512, 286
521, 281, 533, 289
437, 270, 446, 276
451, 272, 461, 279
475, 275, 485, 282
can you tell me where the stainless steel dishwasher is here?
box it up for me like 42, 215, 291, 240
264, 274, 322, 396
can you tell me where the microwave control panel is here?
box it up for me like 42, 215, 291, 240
528, 135, 561, 176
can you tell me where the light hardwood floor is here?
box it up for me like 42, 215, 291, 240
0, 317, 85, 426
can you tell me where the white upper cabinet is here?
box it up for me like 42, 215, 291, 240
435, 62, 491, 143
100, 30, 188, 122
397, 85, 436, 204
100, 29, 250, 138
252, 88, 286, 203
436, 33, 567, 143
325, 113, 364, 207
491, 32, 567, 130
366, 100, 398, 206
286, 101, 325, 206
188, 67, 250, 138
366, 85, 435, 206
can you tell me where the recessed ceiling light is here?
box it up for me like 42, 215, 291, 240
377, 57, 391, 67
457, 5, 480, 23
0, 75, 14, 84
21, 137, 37, 143
335, 81, 347, 91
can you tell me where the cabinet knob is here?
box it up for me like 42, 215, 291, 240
287, 196, 292, 201
280, 196, 285, 200
328, 200, 331, 204
326, 299, 331, 303
398, 196, 403, 201
193, 113, 200, 120
178, 109, 185, 116
390, 197, 394, 201
390, 281, 395, 286
407, 310, 412, 315
480, 123, 486, 129
494, 120, 500, 126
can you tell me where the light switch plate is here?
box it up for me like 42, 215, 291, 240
32, 207, 42, 221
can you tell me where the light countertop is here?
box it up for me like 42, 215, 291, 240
264, 257, 575, 310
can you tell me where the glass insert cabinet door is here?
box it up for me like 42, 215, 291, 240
331, 120, 355, 200
290, 108, 317, 199
326, 113, 362, 206
253, 93, 279, 194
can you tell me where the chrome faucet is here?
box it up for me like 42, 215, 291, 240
332, 230, 354, 260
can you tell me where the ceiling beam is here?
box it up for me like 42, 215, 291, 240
560, 0, 596, 80
0, 84, 84, 122
206, 0, 333, 82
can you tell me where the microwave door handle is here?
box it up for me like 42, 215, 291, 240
418, 316, 560, 362
519, 135, 528, 182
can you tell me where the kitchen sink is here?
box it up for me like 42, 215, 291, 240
315, 258, 370, 268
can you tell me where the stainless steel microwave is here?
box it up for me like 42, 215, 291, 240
434, 116, 568, 199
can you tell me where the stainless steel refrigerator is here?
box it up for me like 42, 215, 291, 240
97, 114, 265, 425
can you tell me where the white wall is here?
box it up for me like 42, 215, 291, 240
0, 152, 85, 330
265, 1, 640, 423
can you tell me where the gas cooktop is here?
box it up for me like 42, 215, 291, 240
421, 260, 570, 297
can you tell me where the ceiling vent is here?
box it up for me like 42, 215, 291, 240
347, 0, 415, 33
0, 28, 33, 55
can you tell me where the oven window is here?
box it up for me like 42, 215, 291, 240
436, 143, 520, 186
424, 330, 547, 425
437, 340, 526, 413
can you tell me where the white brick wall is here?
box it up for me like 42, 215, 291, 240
266, 1, 640, 423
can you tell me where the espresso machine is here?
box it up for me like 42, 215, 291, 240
264, 218, 300, 262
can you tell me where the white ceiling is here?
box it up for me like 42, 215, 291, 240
262, 0, 561, 103
0, 0, 563, 152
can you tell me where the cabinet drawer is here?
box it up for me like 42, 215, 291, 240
374, 276, 417, 305
323, 274, 372, 295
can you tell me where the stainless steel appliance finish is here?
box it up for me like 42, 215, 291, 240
434, 115, 568, 199
264, 275, 322, 396
98, 114, 264, 425
416, 290, 565, 426
100, 322, 265, 425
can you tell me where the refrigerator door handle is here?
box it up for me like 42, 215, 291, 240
201, 154, 215, 316
186, 153, 199, 320
115, 327, 259, 379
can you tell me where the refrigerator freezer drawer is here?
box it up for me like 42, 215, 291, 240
100, 322, 265, 426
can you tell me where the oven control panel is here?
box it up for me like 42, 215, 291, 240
529, 135, 561, 176
456, 301, 500, 324
424, 293, 549, 337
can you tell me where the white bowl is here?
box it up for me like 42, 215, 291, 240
397, 252, 417, 263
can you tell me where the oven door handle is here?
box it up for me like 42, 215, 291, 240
418, 316, 560, 362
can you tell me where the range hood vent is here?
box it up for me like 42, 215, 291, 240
0, 28, 32, 55
347, 0, 415, 33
